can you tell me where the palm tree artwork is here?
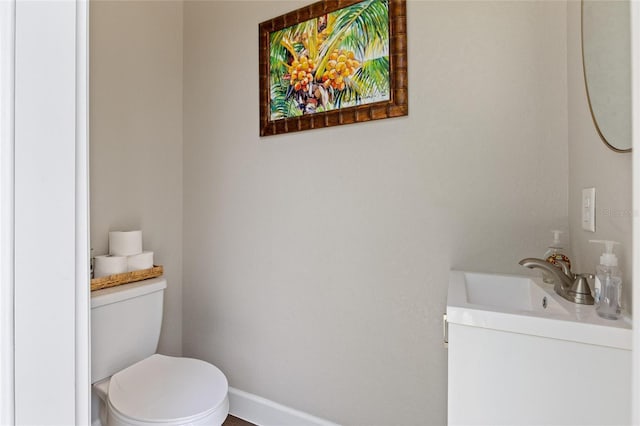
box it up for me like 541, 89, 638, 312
268, 0, 390, 121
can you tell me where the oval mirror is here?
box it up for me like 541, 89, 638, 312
582, 0, 632, 152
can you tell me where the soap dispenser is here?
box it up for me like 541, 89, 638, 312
589, 240, 622, 320
543, 230, 571, 284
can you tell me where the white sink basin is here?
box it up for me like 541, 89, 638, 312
447, 270, 631, 350
462, 272, 567, 314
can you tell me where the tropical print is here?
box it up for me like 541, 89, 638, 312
269, 0, 390, 121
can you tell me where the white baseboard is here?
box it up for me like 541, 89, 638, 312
228, 387, 340, 426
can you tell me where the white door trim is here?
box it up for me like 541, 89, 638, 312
10, 0, 89, 422
75, 0, 91, 423
0, 0, 15, 423
632, 0, 640, 423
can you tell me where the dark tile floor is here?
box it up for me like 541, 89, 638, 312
223, 415, 256, 426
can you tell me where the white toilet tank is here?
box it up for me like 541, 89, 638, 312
91, 278, 167, 383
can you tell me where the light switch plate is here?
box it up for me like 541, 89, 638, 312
582, 187, 596, 232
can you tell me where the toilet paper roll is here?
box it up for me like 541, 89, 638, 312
109, 230, 143, 256
94, 255, 128, 278
127, 251, 154, 272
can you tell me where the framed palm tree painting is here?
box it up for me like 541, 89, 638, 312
259, 0, 407, 136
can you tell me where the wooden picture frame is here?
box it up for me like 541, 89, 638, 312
259, 0, 407, 137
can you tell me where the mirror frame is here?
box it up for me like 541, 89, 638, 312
581, 0, 632, 153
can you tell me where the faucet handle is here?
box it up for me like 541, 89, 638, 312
566, 273, 595, 305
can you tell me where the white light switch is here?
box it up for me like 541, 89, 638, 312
582, 187, 596, 232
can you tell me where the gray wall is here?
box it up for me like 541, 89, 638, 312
567, 0, 633, 311
90, 1, 184, 355
181, 1, 569, 424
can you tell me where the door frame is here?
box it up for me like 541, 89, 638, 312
0, 0, 90, 423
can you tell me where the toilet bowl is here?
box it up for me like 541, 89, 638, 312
91, 278, 229, 426
94, 354, 229, 426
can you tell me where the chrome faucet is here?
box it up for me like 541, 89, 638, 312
519, 258, 595, 305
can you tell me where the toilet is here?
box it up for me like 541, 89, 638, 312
91, 277, 229, 426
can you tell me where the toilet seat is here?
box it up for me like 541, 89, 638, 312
107, 354, 229, 425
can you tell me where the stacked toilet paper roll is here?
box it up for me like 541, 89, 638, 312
127, 251, 154, 272
109, 231, 143, 256
94, 255, 128, 278
92, 230, 155, 277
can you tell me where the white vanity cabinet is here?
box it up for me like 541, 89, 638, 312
446, 270, 632, 426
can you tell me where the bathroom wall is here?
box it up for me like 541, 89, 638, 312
566, 0, 633, 312
182, 1, 568, 423
90, 1, 184, 355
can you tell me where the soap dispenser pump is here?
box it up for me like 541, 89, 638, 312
589, 240, 622, 320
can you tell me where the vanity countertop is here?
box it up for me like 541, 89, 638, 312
447, 270, 631, 350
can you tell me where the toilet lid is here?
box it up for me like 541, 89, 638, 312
108, 354, 228, 423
